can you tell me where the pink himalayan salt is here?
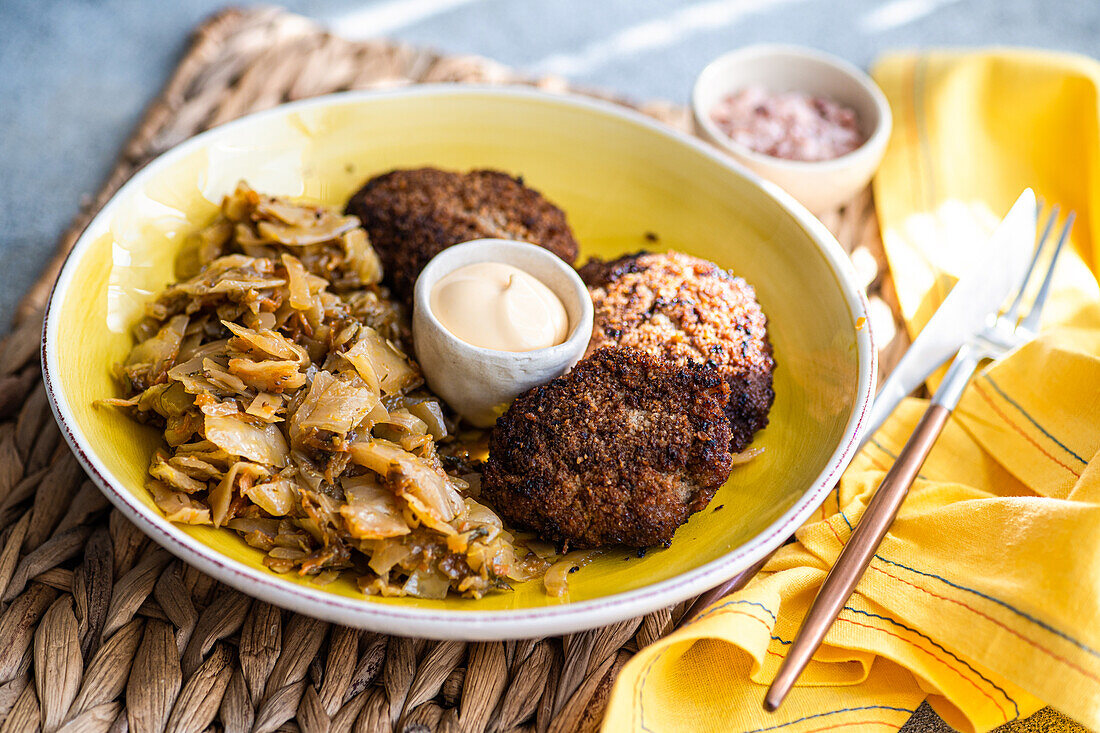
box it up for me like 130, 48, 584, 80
710, 85, 864, 162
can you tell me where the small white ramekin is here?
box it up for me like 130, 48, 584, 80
412, 239, 593, 427
692, 44, 892, 213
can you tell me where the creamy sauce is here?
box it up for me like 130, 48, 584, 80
430, 262, 569, 352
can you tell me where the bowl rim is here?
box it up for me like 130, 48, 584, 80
41, 84, 876, 640
691, 43, 894, 172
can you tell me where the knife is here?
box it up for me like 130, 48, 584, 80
858, 188, 1038, 449
680, 189, 1039, 626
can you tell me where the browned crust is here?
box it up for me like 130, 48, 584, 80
345, 168, 579, 304
581, 251, 775, 452
482, 347, 734, 550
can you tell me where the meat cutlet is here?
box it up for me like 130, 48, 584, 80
345, 168, 579, 304
580, 251, 774, 452
482, 347, 734, 550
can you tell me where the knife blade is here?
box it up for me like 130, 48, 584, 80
678, 191, 1039, 628
679, 190, 1039, 628
860, 189, 1038, 448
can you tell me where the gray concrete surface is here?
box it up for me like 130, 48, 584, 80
1, 0, 1098, 333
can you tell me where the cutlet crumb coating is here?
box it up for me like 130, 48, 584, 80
580, 251, 775, 452
482, 347, 734, 550
345, 168, 579, 304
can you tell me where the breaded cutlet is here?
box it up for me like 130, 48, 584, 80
482, 347, 734, 550
580, 251, 775, 452
345, 168, 579, 304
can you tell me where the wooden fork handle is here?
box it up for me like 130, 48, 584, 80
764, 403, 951, 711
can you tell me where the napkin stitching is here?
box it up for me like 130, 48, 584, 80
835, 613, 1014, 722
868, 439, 930, 481
831, 512, 1100, 663
636, 601, 781, 731
738, 705, 916, 733
730, 609, 773, 634
873, 555, 1100, 659
842, 607, 1019, 719
825, 517, 850, 548
866, 452, 890, 473
822, 465, 875, 522
819, 518, 1012, 713
822, 440, 930, 523
635, 643, 660, 731
690, 601, 790, 645
981, 375, 1089, 464
827, 512, 1099, 682
693, 599, 778, 624
868, 562, 1100, 683
748, 539, 1016, 724
798, 718, 908, 732
640, 590, 1018, 725
972, 380, 1082, 477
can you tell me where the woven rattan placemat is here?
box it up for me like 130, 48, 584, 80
0, 7, 1080, 732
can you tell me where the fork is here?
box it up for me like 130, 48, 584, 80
763, 203, 1075, 711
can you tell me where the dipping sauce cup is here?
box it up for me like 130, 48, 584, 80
412, 239, 594, 427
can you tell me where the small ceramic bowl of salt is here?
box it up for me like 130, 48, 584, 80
692, 44, 892, 213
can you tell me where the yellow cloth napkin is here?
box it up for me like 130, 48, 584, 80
603, 49, 1100, 733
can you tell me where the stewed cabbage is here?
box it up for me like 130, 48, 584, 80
100, 183, 547, 598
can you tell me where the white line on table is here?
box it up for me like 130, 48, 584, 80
859, 0, 967, 33
325, 0, 486, 39
528, 0, 805, 77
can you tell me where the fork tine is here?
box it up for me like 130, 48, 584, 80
1004, 203, 1059, 321
1019, 212, 1075, 333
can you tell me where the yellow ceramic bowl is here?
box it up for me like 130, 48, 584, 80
43, 87, 874, 639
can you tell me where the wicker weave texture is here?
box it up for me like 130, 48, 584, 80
0, 8, 913, 733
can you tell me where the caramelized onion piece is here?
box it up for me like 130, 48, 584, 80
288, 371, 380, 450
147, 480, 212, 525
340, 475, 410, 540
122, 315, 188, 391
730, 446, 765, 465
543, 550, 604, 598
204, 415, 289, 467
282, 253, 313, 310
406, 400, 447, 441
344, 328, 420, 396
348, 440, 464, 534
244, 476, 298, 517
